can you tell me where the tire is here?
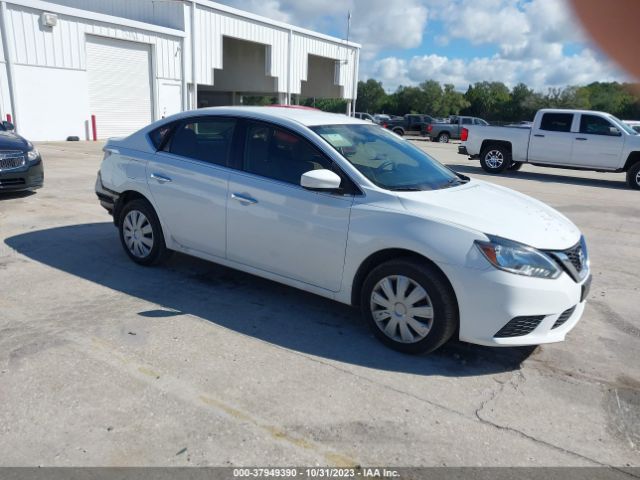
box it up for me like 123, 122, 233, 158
480, 144, 511, 174
437, 132, 450, 143
392, 128, 404, 136
118, 198, 170, 266
507, 161, 523, 171
361, 258, 458, 355
627, 161, 640, 190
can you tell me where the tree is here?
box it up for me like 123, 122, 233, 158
440, 84, 470, 116
463, 81, 511, 120
356, 79, 387, 113
419, 80, 443, 115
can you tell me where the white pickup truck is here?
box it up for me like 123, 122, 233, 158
459, 108, 640, 189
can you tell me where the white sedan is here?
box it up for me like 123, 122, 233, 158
95, 106, 591, 354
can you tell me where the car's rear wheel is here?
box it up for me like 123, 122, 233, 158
361, 259, 458, 354
392, 128, 404, 136
118, 198, 169, 266
438, 132, 450, 143
480, 145, 510, 173
627, 161, 640, 190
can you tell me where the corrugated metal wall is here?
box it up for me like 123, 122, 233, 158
50, 0, 184, 30
190, 2, 358, 98
193, 3, 288, 89
4, 3, 181, 80
291, 33, 356, 97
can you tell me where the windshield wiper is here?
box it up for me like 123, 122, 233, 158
388, 186, 422, 191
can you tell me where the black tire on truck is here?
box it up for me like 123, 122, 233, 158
437, 132, 450, 143
480, 144, 511, 174
508, 161, 523, 171
627, 161, 640, 190
392, 127, 404, 136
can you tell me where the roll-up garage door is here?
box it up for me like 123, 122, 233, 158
86, 36, 153, 139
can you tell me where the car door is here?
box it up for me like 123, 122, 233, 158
226, 121, 354, 292
571, 114, 625, 169
528, 112, 574, 165
146, 116, 237, 258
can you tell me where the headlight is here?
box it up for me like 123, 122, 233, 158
475, 236, 561, 279
27, 149, 40, 162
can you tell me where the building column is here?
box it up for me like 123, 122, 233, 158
0, 1, 19, 131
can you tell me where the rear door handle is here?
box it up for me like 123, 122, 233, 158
533, 134, 545, 138
575, 137, 587, 141
231, 193, 258, 205
150, 173, 172, 183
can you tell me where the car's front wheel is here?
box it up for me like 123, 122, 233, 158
118, 198, 169, 266
361, 259, 458, 354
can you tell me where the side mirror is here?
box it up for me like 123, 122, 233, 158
300, 169, 342, 191
609, 126, 622, 136
2, 121, 14, 131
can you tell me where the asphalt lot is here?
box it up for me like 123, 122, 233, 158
1, 140, 638, 467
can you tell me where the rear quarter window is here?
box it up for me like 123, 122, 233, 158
149, 123, 176, 150
539, 113, 573, 132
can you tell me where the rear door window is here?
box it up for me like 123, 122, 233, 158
167, 117, 236, 166
539, 113, 573, 132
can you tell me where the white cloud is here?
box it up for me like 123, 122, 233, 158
371, 48, 627, 92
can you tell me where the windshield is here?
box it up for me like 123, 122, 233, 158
608, 115, 638, 135
312, 124, 465, 191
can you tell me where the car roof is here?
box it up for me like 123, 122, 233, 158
537, 108, 611, 116
174, 106, 370, 127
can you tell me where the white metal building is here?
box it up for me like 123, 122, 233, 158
0, 0, 360, 140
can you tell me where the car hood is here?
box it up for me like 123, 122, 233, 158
396, 180, 580, 250
0, 130, 29, 150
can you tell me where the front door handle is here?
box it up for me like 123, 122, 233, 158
575, 137, 587, 141
150, 173, 172, 183
533, 134, 545, 138
231, 193, 258, 205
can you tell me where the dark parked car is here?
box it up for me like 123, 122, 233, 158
0, 122, 44, 192
382, 114, 434, 136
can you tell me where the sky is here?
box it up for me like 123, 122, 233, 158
218, 0, 630, 93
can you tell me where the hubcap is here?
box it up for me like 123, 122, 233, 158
439, 134, 448, 143
485, 150, 504, 169
123, 210, 154, 258
370, 275, 434, 344
636, 170, 640, 186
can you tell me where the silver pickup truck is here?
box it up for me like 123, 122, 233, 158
425, 116, 488, 143
459, 108, 640, 189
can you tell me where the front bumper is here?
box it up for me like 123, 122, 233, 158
0, 160, 44, 192
440, 257, 590, 347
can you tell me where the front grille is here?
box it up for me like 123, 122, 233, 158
552, 306, 576, 329
0, 178, 26, 186
546, 240, 587, 282
564, 243, 584, 272
494, 315, 545, 338
0, 150, 26, 171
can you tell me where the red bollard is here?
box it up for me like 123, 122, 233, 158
91, 114, 97, 141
